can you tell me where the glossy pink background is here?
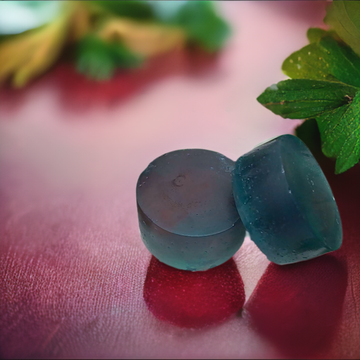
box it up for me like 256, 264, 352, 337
1, 2, 359, 358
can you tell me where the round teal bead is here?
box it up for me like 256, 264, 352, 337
137, 149, 246, 271
233, 134, 342, 265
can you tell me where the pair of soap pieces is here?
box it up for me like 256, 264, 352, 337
136, 135, 342, 271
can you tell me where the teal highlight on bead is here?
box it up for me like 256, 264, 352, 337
137, 149, 246, 271
233, 134, 343, 265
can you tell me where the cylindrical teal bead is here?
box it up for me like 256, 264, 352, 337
233, 134, 342, 265
137, 149, 246, 271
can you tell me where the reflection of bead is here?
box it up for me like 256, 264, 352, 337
144, 257, 245, 328
137, 149, 246, 271
233, 134, 342, 265
245, 256, 347, 357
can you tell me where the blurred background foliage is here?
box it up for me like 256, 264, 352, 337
0, 1, 230, 87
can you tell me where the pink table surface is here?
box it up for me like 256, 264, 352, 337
1, 2, 359, 358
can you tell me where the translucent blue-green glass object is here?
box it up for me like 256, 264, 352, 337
137, 149, 246, 271
233, 135, 342, 265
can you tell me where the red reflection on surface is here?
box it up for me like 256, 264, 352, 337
55, 49, 218, 111
0, 48, 219, 114
245, 255, 347, 358
144, 257, 245, 329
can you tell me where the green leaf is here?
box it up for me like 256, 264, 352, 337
282, 32, 360, 87
259, 28, 360, 174
295, 119, 323, 160
257, 79, 357, 119
76, 35, 142, 81
91, 1, 155, 20
88, 1, 230, 52
258, 79, 360, 174
306, 27, 327, 43
317, 92, 360, 173
324, 0, 360, 57
170, 1, 230, 52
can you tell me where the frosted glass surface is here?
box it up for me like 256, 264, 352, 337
137, 149, 246, 270
233, 135, 342, 265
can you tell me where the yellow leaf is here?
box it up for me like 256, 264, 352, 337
97, 18, 186, 57
68, 2, 98, 42
0, 5, 72, 88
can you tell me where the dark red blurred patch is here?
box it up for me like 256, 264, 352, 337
245, 255, 347, 358
323, 163, 360, 358
261, 1, 327, 25
299, 129, 360, 358
144, 257, 245, 329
